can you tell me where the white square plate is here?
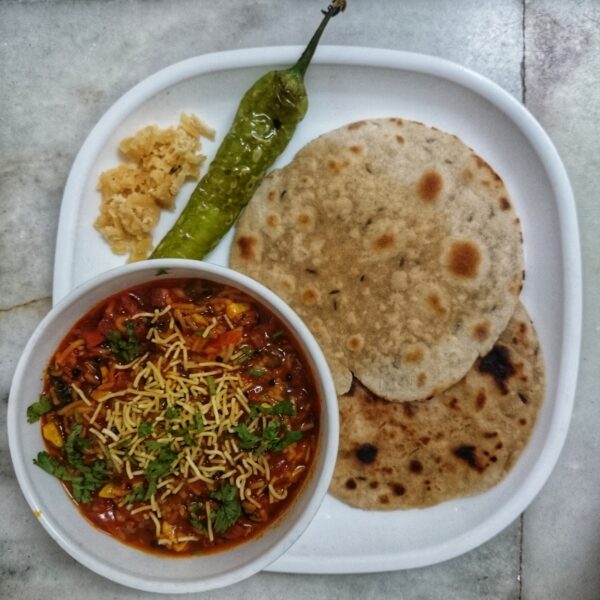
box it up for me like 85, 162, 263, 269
51, 46, 581, 573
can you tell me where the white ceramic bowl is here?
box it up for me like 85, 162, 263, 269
8, 259, 339, 593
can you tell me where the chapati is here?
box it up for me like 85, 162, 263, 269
230, 118, 524, 401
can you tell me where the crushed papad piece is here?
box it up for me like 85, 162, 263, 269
95, 113, 215, 261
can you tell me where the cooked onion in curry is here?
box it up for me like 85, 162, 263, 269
27, 278, 320, 554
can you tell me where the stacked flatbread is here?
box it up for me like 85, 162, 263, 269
230, 118, 544, 510
330, 303, 543, 509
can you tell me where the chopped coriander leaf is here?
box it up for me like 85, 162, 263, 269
272, 400, 296, 416
64, 423, 91, 468
26, 394, 52, 423
34, 451, 79, 483
247, 367, 267, 378
33, 451, 107, 503
234, 417, 303, 455
193, 412, 204, 432
194, 329, 206, 337
145, 440, 169, 452
183, 430, 198, 446
271, 428, 303, 452
127, 483, 147, 503
116, 437, 133, 449
250, 399, 296, 418
210, 483, 242, 533
164, 405, 181, 419
70, 460, 107, 503
137, 421, 153, 437
257, 422, 303, 455
235, 346, 255, 363
106, 321, 140, 363
144, 445, 178, 499
188, 502, 208, 533
206, 375, 216, 397
211, 482, 237, 503
256, 421, 282, 455
233, 423, 261, 450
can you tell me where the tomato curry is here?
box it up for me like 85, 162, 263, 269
27, 278, 320, 555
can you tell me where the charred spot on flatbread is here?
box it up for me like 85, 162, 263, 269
475, 389, 487, 410
472, 320, 491, 341
346, 334, 365, 352
453, 445, 486, 472
426, 291, 448, 315
297, 213, 310, 225
372, 232, 396, 252
478, 345, 516, 394
265, 213, 280, 228
409, 460, 423, 474
355, 443, 378, 464
300, 286, 320, 306
446, 240, 481, 279
235, 235, 258, 261
404, 346, 425, 364
327, 158, 350, 174
417, 170, 443, 202
392, 483, 406, 496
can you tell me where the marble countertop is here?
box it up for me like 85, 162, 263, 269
1, 1, 598, 598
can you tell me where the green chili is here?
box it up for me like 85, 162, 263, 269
151, 1, 346, 259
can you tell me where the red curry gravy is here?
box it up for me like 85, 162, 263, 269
30, 278, 320, 555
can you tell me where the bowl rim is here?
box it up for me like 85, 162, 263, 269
8, 258, 339, 593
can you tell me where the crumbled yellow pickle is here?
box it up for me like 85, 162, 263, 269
95, 113, 215, 262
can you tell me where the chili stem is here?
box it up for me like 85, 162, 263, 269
292, 0, 347, 77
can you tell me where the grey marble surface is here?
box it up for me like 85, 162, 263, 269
1, 1, 598, 598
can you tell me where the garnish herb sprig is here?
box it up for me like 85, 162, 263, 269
33, 424, 108, 503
